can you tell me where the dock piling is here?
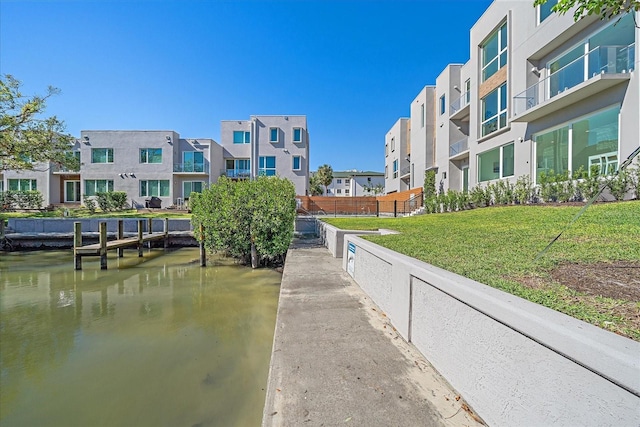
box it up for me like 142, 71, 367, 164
74, 222, 82, 270
117, 220, 124, 257
200, 223, 206, 267
99, 222, 107, 270
164, 218, 169, 249
138, 220, 144, 257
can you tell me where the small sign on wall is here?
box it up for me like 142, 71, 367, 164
347, 242, 356, 277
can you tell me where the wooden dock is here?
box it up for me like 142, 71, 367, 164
74, 218, 169, 270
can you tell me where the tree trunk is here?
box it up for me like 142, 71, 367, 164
251, 242, 259, 269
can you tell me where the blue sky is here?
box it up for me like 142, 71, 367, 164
1, 0, 493, 172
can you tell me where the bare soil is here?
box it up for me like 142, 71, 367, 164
516, 261, 640, 339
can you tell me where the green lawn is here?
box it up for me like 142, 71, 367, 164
323, 201, 640, 340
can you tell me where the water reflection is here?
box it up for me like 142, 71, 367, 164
0, 248, 281, 427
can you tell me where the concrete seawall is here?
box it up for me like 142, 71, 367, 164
340, 233, 640, 426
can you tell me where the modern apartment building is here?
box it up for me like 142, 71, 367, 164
1, 130, 224, 209
384, 118, 411, 193
391, 1, 638, 195
220, 115, 310, 196
326, 171, 385, 197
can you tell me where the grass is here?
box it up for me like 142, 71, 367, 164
322, 201, 640, 340
1, 208, 191, 220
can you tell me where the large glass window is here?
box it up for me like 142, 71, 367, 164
183, 181, 204, 198
481, 83, 507, 137
477, 143, 514, 182
140, 148, 162, 164
547, 13, 635, 97
538, 0, 557, 23
140, 180, 170, 197
91, 148, 114, 163
183, 151, 204, 172
258, 156, 276, 176
233, 131, 250, 144
481, 22, 507, 82
393, 159, 398, 178
534, 106, 619, 182
8, 179, 37, 191
571, 107, 619, 176
84, 180, 114, 196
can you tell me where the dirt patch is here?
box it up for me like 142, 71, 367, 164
515, 261, 640, 340
550, 261, 640, 301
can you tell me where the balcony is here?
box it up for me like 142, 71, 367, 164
174, 161, 209, 173
400, 165, 411, 179
450, 90, 471, 120
222, 169, 251, 179
52, 164, 80, 174
513, 43, 634, 122
449, 138, 469, 159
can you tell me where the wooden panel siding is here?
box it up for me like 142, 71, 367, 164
479, 66, 507, 99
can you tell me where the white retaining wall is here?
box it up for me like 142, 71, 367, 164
8, 218, 192, 233
317, 221, 394, 258
341, 234, 640, 427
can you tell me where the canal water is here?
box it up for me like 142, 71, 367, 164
0, 248, 281, 427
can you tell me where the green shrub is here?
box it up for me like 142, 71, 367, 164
514, 175, 534, 204
576, 165, 603, 201
607, 168, 630, 201
470, 185, 491, 207
83, 195, 97, 214
423, 170, 437, 200
190, 176, 296, 267
95, 192, 113, 212
109, 191, 129, 210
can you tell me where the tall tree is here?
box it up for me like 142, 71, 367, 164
0, 74, 79, 172
316, 164, 333, 196
309, 174, 324, 196
534, 0, 640, 21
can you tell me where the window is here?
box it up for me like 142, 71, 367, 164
538, 0, 557, 23
140, 180, 170, 197
345, 178, 350, 185
481, 21, 507, 82
84, 180, 114, 196
465, 79, 471, 104
183, 181, 204, 198
547, 13, 635, 98
421, 103, 425, 127
481, 83, 507, 137
293, 127, 303, 143
258, 156, 276, 176
233, 131, 250, 144
477, 143, 514, 182
183, 151, 204, 172
337, 179, 342, 184
140, 148, 162, 164
292, 156, 301, 171
337, 189, 342, 194
439, 95, 446, 115
393, 159, 398, 179
270, 127, 279, 143
91, 148, 114, 163
8, 179, 37, 191
225, 159, 250, 178
345, 189, 350, 195
534, 106, 619, 182
391, 137, 396, 152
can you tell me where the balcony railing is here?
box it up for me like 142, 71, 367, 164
222, 169, 251, 179
52, 164, 80, 173
400, 166, 411, 177
449, 138, 469, 157
514, 43, 635, 116
450, 90, 471, 115
174, 161, 209, 173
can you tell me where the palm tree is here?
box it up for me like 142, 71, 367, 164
316, 164, 334, 196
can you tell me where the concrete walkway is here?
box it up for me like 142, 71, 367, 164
262, 238, 485, 427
